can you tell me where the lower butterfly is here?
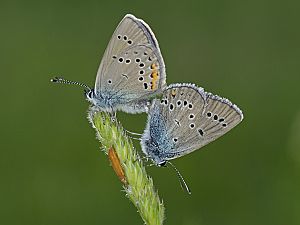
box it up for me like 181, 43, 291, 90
141, 83, 243, 166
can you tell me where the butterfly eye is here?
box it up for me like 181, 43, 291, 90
173, 138, 178, 143
127, 40, 132, 45
88, 91, 93, 98
207, 112, 212, 117
158, 161, 166, 167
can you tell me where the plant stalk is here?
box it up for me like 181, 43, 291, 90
88, 107, 165, 225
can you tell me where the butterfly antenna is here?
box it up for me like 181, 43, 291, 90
166, 161, 191, 194
51, 76, 91, 91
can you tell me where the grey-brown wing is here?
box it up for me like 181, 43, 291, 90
95, 14, 166, 101
157, 84, 243, 160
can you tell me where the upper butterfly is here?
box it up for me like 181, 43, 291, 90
51, 14, 166, 113
141, 83, 243, 166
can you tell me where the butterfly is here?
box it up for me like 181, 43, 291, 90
141, 83, 243, 166
51, 14, 166, 113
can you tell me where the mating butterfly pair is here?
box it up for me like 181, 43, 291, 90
52, 14, 243, 170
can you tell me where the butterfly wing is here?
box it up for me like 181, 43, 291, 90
95, 14, 166, 112
144, 84, 243, 162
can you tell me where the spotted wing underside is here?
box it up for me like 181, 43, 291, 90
153, 84, 243, 160
95, 14, 166, 106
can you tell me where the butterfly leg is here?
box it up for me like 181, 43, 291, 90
123, 128, 142, 140
125, 129, 142, 136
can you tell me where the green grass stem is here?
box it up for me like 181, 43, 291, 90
88, 108, 165, 225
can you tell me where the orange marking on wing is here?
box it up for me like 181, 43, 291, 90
150, 63, 159, 90
108, 147, 127, 185
171, 89, 176, 97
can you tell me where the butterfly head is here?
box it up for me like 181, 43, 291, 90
85, 89, 95, 102
157, 161, 167, 167
51, 76, 100, 106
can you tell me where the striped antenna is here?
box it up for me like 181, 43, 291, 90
51, 77, 91, 91
166, 161, 191, 194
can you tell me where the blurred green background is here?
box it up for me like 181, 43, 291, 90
1, 0, 299, 224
